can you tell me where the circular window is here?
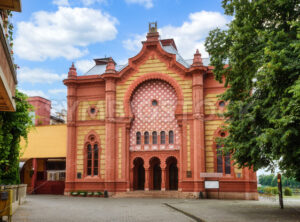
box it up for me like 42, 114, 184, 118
219, 101, 225, 107
90, 107, 96, 114
152, 100, 158, 106
220, 132, 226, 137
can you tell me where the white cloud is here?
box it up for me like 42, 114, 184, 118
123, 11, 229, 59
125, 0, 153, 9
15, 7, 118, 61
52, 0, 70, 6
48, 88, 67, 94
75, 59, 95, 74
20, 89, 48, 98
18, 67, 67, 84
80, 0, 107, 6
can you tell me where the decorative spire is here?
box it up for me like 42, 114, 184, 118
146, 22, 159, 41
149, 22, 157, 33
68, 62, 77, 78
105, 57, 116, 73
192, 49, 203, 67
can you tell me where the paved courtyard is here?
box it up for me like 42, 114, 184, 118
11, 195, 300, 222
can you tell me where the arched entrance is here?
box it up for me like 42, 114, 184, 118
133, 157, 145, 190
149, 157, 161, 190
166, 157, 178, 190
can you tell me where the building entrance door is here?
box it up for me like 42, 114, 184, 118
169, 163, 178, 190
133, 158, 145, 190
153, 164, 161, 190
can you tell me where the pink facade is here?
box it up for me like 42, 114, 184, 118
27, 96, 51, 126
63, 25, 258, 199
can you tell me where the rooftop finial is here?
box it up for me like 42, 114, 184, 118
192, 49, 203, 67
105, 57, 116, 74
68, 62, 77, 78
149, 22, 157, 33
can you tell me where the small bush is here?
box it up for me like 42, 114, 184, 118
71, 191, 78, 196
79, 191, 87, 197
97, 191, 103, 196
264, 187, 272, 194
87, 192, 94, 196
284, 187, 292, 196
271, 187, 278, 195
257, 187, 264, 193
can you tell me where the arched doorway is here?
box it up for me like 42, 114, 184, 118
133, 157, 145, 190
149, 157, 161, 190
166, 157, 178, 190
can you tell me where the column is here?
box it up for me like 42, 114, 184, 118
161, 168, 166, 191
144, 164, 149, 191
190, 50, 207, 191
129, 167, 133, 191
31, 158, 38, 194
105, 78, 116, 191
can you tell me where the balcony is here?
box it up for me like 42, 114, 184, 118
0, 0, 21, 12
0, 10, 18, 111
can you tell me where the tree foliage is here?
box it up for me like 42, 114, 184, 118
259, 174, 300, 188
205, 0, 300, 180
0, 90, 33, 184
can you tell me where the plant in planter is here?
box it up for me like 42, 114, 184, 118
87, 192, 94, 197
94, 191, 103, 197
79, 191, 87, 197
71, 191, 79, 196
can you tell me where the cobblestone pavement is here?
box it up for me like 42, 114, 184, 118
12, 195, 300, 222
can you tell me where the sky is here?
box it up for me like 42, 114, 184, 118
10, 0, 231, 113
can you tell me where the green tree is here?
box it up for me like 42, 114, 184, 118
0, 90, 33, 184
205, 1, 300, 180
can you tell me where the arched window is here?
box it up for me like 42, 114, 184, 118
86, 135, 99, 176
216, 144, 231, 175
136, 132, 141, 145
160, 131, 165, 144
152, 131, 157, 144
144, 132, 149, 144
169, 130, 174, 144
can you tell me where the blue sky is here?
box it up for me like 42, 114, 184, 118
11, 0, 229, 113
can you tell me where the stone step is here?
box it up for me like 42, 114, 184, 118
112, 191, 198, 199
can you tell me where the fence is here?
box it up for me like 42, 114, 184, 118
0, 184, 27, 221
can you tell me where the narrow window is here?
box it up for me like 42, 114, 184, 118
136, 132, 141, 145
144, 132, 149, 144
160, 131, 165, 144
169, 130, 174, 144
225, 153, 231, 174
152, 131, 157, 144
94, 144, 99, 176
87, 144, 92, 176
216, 144, 223, 173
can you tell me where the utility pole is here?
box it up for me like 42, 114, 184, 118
277, 173, 284, 209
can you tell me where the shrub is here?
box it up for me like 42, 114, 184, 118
79, 191, 87, 197
97, 191, 103, 196
71, 191, 78, 196
271, 187, 278, 195
87, 192, 94, 196
284, 187, 292, 196
264, 187, 272, 194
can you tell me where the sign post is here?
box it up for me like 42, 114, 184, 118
277, 173, 284, 209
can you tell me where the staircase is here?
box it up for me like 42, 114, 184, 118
113, 190, 198, 199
